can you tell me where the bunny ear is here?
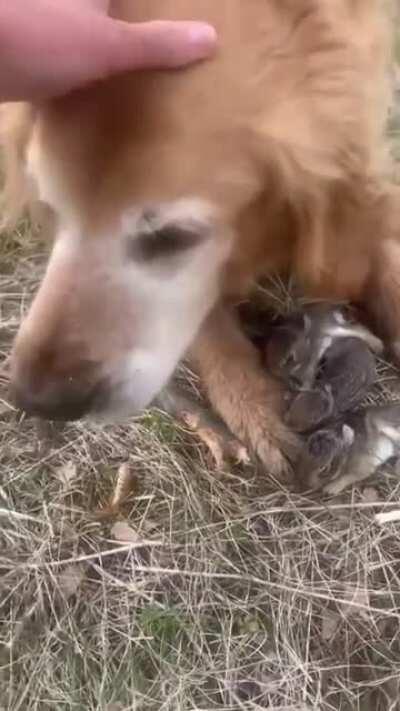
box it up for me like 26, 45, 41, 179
342, 424, 355, 446
333, 309, 347, 324
303, 313, 312, 332
308, 429, 337, 457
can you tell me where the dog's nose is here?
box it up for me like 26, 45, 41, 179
10, 352, 104, 421
11, 377, 101, 421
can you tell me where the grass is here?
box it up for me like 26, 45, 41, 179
2, 233, 400, 711
3, 28, 400, 711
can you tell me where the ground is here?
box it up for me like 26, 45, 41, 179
2, 27, 400, 711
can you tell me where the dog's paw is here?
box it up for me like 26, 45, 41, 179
243, 407, 300, 482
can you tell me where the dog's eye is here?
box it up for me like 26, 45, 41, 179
127, 225, 203, 263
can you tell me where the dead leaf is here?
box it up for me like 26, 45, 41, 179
362, 487, 380, 503
229, 443, 251, 466
142, 518, 159, 534
111, 521, 140, 544
321, 610, 338, 640
110, 462, 137, 510
341, 585, 370, 620
181, 411, 250, 468
58, 564, 85, 599
54, 461, 77, 488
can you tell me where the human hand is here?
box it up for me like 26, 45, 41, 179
0, 0, 217, 102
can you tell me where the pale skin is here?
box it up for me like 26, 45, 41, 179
0, 0, 217, 102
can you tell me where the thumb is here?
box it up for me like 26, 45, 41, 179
107, 20, 218, 72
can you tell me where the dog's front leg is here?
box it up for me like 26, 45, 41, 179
365, 233, 400, 362
189, 304, 298, 481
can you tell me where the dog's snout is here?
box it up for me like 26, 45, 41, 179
12, 379, 100, 421
10, 352, 104, 421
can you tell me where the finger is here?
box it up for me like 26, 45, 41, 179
66, 0, 109, 11
107, 20, 218, 72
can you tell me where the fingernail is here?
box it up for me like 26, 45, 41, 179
188, 23, 218, 57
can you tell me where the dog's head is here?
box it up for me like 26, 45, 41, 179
5, 0, 289, 421
11, 196, 232, 421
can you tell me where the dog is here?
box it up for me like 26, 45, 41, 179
1, 0, 399, 479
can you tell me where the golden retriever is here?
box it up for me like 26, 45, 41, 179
1, 0, 398, 478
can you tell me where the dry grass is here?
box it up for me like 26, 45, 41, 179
2, 231, 400, 711
3, 33, 400, 711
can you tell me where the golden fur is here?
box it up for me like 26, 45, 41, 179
2, 0, 400, 477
